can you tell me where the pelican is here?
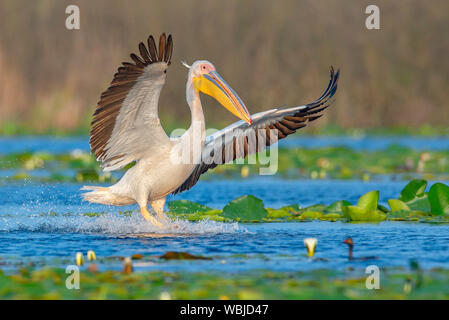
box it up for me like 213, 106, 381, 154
83, 33, 339, 227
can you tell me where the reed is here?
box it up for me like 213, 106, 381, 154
0, 0, 447, 132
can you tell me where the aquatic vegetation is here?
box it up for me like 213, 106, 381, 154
168, 200, 213, 214
428, 183, 449, 216
1, 146, 449, 182
19, 180, 443, 224
222, 195, 267, 221
0, 267, 448, 299
220, 145, 449, 181
342, 191, 386, 222
397, 179, 431, 212
2, 123, 448, 137
164, 180, 449, 223
325, 200, 351, 214
386, 180, 449, 219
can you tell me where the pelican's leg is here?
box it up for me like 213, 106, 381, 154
150, 197, 169, 223
140, 205, 164, 228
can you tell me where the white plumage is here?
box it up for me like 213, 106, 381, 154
83, 33, 339, 228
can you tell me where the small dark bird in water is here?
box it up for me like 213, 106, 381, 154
343, 237, 378, 261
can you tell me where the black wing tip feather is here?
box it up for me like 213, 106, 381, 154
129, 33, 173, 67
172, 66, 340, 195
89, 33, 174, 160
306, 66, 340, 109
297, 66, 340, 125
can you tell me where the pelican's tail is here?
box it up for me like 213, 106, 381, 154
81, 186, 135, 206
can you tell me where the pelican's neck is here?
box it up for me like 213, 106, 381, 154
181, 78, 205, 165
186, 80, 205, 132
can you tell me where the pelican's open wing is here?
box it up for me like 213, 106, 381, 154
90, 34, 173, 171
172, 67, 339, 194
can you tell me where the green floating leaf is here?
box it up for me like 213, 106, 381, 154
203, 209, 222, 216
266, 208, 292, 218
388, 199, 410, 212
343, 206, 386, 222
83, 212, 106, 217
76, 168, 99, 182
342, 190, 385, 222
387, 210, 428, 221
300, 211, 323, 219
222, 195, 267, 221
343, 205, 364, 219
400, 180, 427, 202
325, 200, 351, 213
168, 200, 212, 214
428, 183, 449, 216
281, 204, 300, 214
406, 194, 431, 212
297, 204, 327, 214
357, 191, 379, 211
202, 210, 228, 222
320, 213, 343, 220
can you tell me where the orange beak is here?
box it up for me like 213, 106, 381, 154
193, 71, 252, 124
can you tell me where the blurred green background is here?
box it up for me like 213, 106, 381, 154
0, 0, 447, 134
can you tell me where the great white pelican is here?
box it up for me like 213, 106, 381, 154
83, 33, 339, 227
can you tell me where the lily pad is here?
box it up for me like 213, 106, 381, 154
388, 199, 410, 212
343, 206, 386, 221
266, 208, 292, 218
300, 211, 323, 219
168, 200, 212, 214
203, 209, 223, 216
406, 194, 431, 213
357, 191, 379, 211
342, 192, 386, 221
387, 210, 428, 221
222, 195, 268, 221
321, 213, 343, 220
280, 204, 301, 214
325, 200, 351, 213
297, 204, 327, 214
428, 183, 449, 216
400, 179, 427, 202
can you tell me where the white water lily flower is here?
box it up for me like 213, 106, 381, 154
75, 252, 84, 266
304, 238, 318, 257
87, 250, 96, 261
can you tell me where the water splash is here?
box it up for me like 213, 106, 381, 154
0, 212, 247, 235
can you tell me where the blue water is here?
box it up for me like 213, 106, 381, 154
0, 135, 448, 274
282, 135, 449, 151
0, 178, 413, 213
1, 135, 448, 154
0, 178, 448, 273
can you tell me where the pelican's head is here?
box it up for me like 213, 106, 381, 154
187, 60, 252, 124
